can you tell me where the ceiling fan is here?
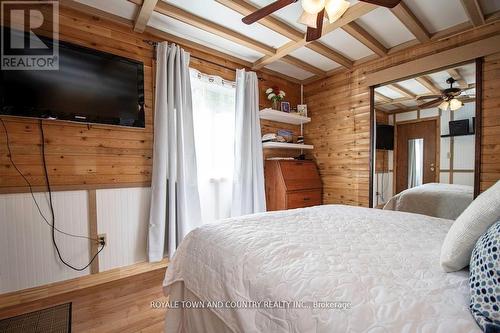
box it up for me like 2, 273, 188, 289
417, 77, 471, 111
242, 0, 402, 42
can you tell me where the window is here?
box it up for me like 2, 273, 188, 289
191, 69, 236, 223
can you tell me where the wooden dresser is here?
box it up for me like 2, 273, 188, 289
265, 160, 322, 211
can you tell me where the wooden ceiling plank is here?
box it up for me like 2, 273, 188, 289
447, 68, 468, 89
415, 76, 442, 95
282, 55, 327, 76
214, 0, 303, 41
252, 2, 377, 69
390, 2, 430, 42
342, 22, 387, 57
386, 83, 416, 99
133, 0, 159, 32
460, 0, 485, 27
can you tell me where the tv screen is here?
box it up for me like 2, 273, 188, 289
376, 124, 394, 150
1, 28, 145, 128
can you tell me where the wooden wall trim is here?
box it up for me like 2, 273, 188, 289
87, 190, 99, 274
366, 34, 500, 86
369, 87, 375, 208
474, 57, 483, 198
0, 182, 151, 194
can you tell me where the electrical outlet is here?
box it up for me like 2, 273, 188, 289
98, 233, 107, 246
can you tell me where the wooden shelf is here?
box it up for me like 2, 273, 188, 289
259, 108, 311, 125
262, 142, 314, 150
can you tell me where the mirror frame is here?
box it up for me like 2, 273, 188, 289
369, 58, 483, 208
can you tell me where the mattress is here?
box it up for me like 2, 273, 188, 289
163, 205, 479, 332
383, 183, 473, 219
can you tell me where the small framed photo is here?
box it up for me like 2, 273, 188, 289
281, 101, 291, 113
297, 104, 308, 116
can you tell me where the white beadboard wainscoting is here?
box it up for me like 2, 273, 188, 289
96, 187, 150, 272
0, 187, 151, 294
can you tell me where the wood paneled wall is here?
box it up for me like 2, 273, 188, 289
482, 52, 500, 191
0, 5, 155, 192
304, 22, 500, 207
0, 3, 300, 193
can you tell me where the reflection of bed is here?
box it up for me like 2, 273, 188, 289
383, 183, 473, 219
163, 205, 479, 332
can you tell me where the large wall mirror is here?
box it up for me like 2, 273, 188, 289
369, 60, 482, 216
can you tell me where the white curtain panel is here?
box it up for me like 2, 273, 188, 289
148, 42, 202, 262
231, 69, 266, 216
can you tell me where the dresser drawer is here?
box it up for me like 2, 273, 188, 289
287, 190, 322, 209
279, 161, 322, 191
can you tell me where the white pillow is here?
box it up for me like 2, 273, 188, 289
440, 180, 500, 272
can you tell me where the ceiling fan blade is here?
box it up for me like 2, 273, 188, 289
242, 0, 297, 24
306, 9, 324, 42
359, 0, 401, 8
416, 95, 442, 101
419, 98, 442, 109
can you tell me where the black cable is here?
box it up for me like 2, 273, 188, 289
0, 118, 98, 241
0, 117, 104, 271
39, 120, 104, 271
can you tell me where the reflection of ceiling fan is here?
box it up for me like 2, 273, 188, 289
242, 0, 402, 42
417, 77, 470, 111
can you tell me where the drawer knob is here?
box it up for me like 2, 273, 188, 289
303, 197, 311, 201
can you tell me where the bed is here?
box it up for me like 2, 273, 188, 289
162, 205, 479, 332
383, 183, 474, 219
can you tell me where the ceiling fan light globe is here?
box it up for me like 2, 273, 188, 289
301, 0, 325, 14
325, 0, 350, 23
298, 10, 318, 28
438, 100, 449, 111
449, 98, 463, 111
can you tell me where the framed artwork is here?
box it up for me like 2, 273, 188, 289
297, 104, 307, 116
281, 101, 291, 113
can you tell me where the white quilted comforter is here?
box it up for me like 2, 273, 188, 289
383, 183, 473, 220
163, 205, 479, 332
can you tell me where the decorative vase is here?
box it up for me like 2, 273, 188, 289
272, 99, 280, 111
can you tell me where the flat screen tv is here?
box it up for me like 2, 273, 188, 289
1, 28, 145, 128
376, 124, 394, 150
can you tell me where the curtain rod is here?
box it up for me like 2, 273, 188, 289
143, 39, 263, 80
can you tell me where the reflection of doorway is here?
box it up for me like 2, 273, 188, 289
395, 119, 439, 194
